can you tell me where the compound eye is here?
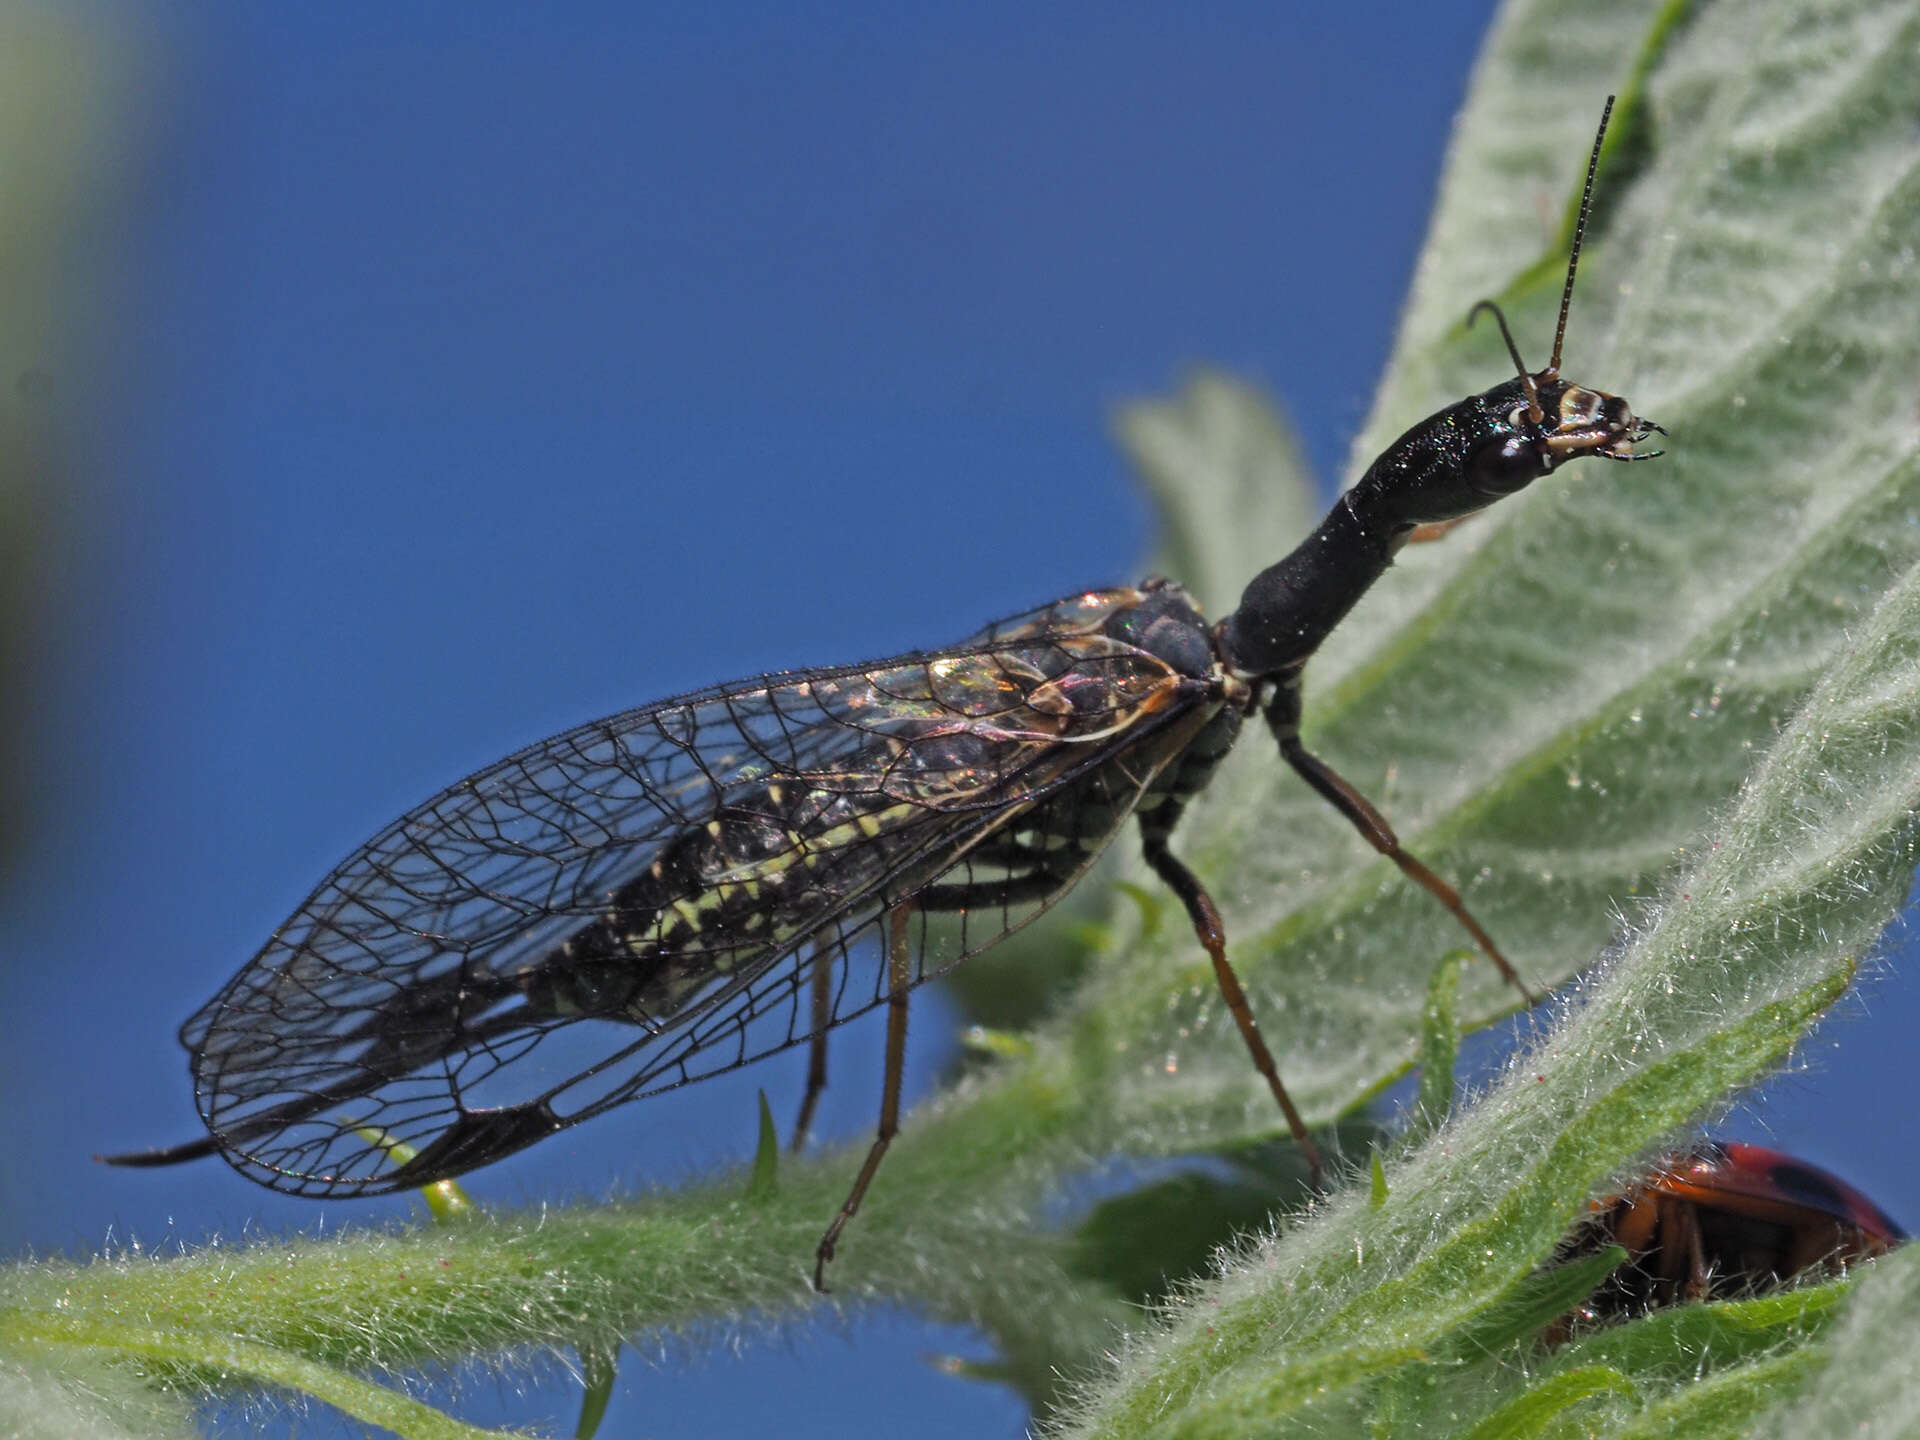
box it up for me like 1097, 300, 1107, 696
1469, 433, 1550, 497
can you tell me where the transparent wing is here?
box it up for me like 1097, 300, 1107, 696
180, 588, 1213, 1195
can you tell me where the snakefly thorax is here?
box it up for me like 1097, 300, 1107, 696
1097, 577, 1221, 679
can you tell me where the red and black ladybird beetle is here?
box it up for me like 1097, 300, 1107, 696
1561, 1141, 1904, 1326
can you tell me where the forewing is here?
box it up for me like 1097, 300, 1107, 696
181, 588, 1202, 1194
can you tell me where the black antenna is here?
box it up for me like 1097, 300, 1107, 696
1465, 95, 1616, 425
1468, 299, 1541, 421
1548, 93, 1615, 378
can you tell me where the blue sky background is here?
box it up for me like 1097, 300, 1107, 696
5, 5, 1918, 1437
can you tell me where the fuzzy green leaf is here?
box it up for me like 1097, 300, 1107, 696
0, 1312, 529, 1440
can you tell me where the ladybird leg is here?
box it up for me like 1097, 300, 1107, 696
791, 930, 836, 1153
1140, 809, 1324, 1189
1666, 1191, 1710, 1303
814, 904, 914, 1293
1609, 1190, 1660, 1257
1600, 1188, 1661, 1314
1277, 732, 1538, 1007
1784, 1219, 1848, 1278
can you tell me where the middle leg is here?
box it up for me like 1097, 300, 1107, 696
1140, 806, 1324, 1187
813, 905, 914, 1292
790, 928, 836, 1153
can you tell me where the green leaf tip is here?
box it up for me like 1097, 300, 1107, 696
961, 1024, 1035, 1060
573, 1343, 618, 1440
422, 1181, 474, 1223
1412, 948, 1469, 1138
745, 1089, 779, 1204
1442, 1245, 1627, 1358
352, 1125, 475, 1222
1459, 1365, 1635, 1440
1111, 880, 1165, 940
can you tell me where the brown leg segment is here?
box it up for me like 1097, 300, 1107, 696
813, 905, 913, 1292
1279, 735, 1539, 1007
1142, 833, 1324, 1188
1672, 1193, 1711, 1304
791, 932, 835, 1153
1405, 516, 1471, 544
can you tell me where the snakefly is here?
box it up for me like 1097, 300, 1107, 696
104, 99, 1661, 1289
